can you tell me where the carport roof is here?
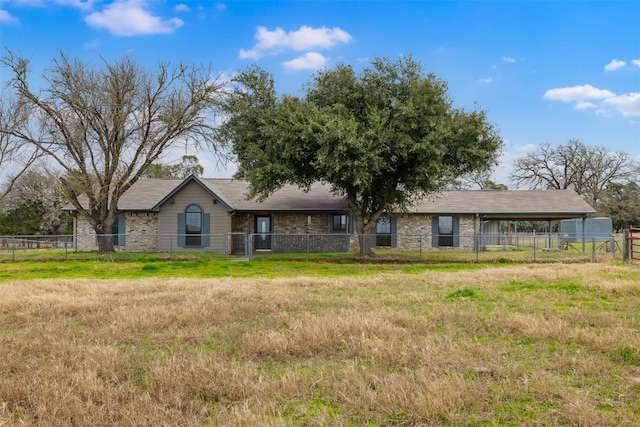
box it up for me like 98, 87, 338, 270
410, 189, 596, 219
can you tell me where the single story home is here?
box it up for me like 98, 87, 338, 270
64, 175, 597, 253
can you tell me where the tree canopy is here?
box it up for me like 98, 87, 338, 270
142, 155, 205, 179
510, 139, 639, 227
218, 56, 503, 256
0, 168, 72, 235
1, 51, 225, 253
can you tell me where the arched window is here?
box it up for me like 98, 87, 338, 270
185, 204, 202, 246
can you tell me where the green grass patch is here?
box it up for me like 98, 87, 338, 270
0, 256, 506, 282
447, 287, 480, 300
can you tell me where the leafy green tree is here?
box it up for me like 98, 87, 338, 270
218, 57, 503, 256
601, 182, 640, 231
449, 169, 507, 190
0, 203, 41, 235
2, 51, 224, 253
142, 155, 204, 179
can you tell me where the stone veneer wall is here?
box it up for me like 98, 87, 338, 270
122, 212, 160, 252
230, 212, 351, 253
74, 211, 477, 253
74, 212, 159, 252
395, 214, 477, 251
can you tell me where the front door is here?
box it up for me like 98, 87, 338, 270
255, 216, 272, 250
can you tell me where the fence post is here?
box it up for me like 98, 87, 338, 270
591, 237, 596, 262
12, 238, 15, 262
64, 236, 68, 261
533, 235, 537, 262
224, 233, 228, 260
419, 235, 423, 261
475, 232, 479, 263
170, 236, 173, 260
610, 235, 616, 260
622, 229, 630, 262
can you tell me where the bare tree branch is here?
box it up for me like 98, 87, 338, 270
1, 50, 226, 253
0, 92, 42, 203
510, 139, 637, 207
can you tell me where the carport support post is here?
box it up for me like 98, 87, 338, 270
547, 220, 552, 248
581, 217, 586, 252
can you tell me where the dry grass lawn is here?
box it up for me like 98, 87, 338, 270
1, 263, 639, 426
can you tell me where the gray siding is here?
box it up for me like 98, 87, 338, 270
157, 180, 229, 252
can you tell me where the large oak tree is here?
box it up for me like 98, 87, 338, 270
1, 51, 225, 253
510, 139, 637, 207
218, 56, 503, 256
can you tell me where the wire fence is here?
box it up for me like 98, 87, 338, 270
0, 232, 633, 263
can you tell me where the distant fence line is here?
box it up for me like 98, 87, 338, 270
0, 232, 633, 263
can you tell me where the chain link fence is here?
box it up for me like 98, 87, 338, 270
0, 232, 632, 263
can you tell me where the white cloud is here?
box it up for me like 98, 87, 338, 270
574, 100, 596, 110
11, 0, 95, 10
85, 0, 183, 36
239, 25, 352, 60
604, 59, 626, 71
477, 77, 492, 84
215, 2, 227, 11
501, 56, 516, 63
283, 52, 327, 71
175, 3, 189, 12
543, 84, 614, 102
0, 9, 18, 23
603, 92, 640, 117
632, 59, 640, 68
544, 84, 640, 118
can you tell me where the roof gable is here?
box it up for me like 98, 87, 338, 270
152, 175, 233, 212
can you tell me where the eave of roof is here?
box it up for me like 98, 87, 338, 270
62, 179, 596, 220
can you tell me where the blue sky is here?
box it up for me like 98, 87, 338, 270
1, 0, 639, 185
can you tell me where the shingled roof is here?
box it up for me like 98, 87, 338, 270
65, 176, 596, 220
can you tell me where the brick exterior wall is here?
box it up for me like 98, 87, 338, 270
74, 212, 159, 252
73, 210, 477, 253
396, 214, 477, 251
230, 212, 350, 254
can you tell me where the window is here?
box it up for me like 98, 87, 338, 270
432, 215, 459, 247
177, 204, 210, 248
438, 216, 454, 247
332, 214, 349, 232
375, 217, 392, 246
185, 204, 202, 246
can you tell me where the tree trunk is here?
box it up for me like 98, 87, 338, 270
93, 218, 115, 254
97, 234, 115, 254
354, 213, 377, 257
